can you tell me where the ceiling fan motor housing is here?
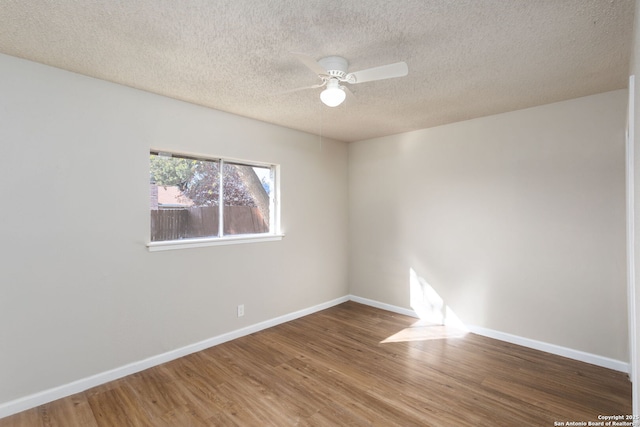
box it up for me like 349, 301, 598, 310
318, 56, 349, 79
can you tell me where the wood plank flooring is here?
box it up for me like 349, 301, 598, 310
0, 301, 632, 426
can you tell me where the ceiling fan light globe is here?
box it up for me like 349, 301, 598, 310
320, 86, 346, 107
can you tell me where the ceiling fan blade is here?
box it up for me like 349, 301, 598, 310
291, 52, 329, 76
347, 61, 408, 84
278, 82, 326, 95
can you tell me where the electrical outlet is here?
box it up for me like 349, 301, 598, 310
237, 304, 245, 317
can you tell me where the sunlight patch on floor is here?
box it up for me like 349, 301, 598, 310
381, 321, 468, 343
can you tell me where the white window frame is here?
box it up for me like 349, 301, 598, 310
147, 151, 283, 251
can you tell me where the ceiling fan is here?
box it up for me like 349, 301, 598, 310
292, 53, 409, 107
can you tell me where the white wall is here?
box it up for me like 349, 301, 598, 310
349, 90, 628, 362
0, 53, 349, 405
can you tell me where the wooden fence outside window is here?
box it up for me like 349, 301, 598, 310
150, 206, 268, 241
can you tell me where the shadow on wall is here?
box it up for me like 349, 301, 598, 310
381, 268, 467, 343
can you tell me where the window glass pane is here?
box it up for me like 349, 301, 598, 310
223, 163, 271, 236
149, 152, 277, 244
150, 154, 220, 241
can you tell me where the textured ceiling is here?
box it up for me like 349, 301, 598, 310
0, 0, 635, 142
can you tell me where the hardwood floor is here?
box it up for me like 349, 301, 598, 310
0, 301, 632, 426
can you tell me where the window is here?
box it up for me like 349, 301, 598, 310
148, 151, 281, 250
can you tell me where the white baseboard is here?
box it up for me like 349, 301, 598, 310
466, 325, 630, 374
0, 295, 349, 420
349, 295, 419, 318
349, 295, 630, 374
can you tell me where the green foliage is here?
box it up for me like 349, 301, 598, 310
186, 160, 221, 206
150, 155, 262, 208
149, 155, 194, 189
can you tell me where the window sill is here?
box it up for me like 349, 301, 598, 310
147, 233, 285, 252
